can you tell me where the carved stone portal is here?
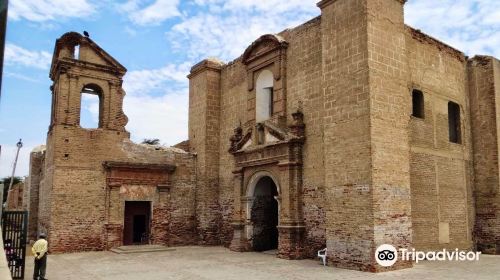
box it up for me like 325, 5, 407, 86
228, 112, 306, 259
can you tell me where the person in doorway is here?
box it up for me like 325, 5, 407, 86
32, 233, 48, 280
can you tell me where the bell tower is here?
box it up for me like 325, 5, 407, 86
48, 31, 128, 131
39, 32, 131, 252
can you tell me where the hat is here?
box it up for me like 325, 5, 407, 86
39, 233, 47, 239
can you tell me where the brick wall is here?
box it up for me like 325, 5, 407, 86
469, 56, 500, 254
29, 2, 500, 271
366, 0, 412, 271
282, 17, 325, 258
6, 182, 24, 210
188, 59, 224, 245
218, 59, 247, 246
407, 27, 474, 252
319, 0, 377, 271
35, 32, 199, 253
41, 125, 198, 253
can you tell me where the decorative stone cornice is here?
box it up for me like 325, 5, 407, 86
187, 58, 225, 78
317, 0, 407, 9
103, 161, 176, 172
242, 34, 288, 66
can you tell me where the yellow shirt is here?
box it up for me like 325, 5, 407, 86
31, 239, 48, 259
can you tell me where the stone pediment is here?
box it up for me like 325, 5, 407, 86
242, 34, 288, 92
242, 34, 288, 66
50, 32, 126, 80
229, 111, 305, 154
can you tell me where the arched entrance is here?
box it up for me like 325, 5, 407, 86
229, 135, 307, 259
250, 176, 279, 251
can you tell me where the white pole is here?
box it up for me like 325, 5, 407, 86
7, 139, 23, 194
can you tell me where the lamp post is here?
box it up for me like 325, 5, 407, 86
7, 139, 23, 194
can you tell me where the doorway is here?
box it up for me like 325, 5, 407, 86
251, 176, 279, 252
123, 201, 151, 245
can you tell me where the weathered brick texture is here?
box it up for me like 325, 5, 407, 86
188, 59, 224, 245
27, 0, 500, 273
6, 182, 24, 210
469, 56, 500, 254
31, 32, 198, 253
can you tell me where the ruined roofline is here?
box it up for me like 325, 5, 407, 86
469, 55, 497, 66
317, 0, 407, 9
405, 25, 467, 63
173, 140, 190, 152
194, 11, 481, 71
277, 15, 321, 39
31, 145, 46, 153
278, 15, 468, 65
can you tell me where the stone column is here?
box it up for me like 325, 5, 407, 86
229, 169, 251, 251
277, 156, 306, 259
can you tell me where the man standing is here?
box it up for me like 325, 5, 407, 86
32, 233, 48, 280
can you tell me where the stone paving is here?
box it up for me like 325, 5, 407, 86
24, 246, 500, 280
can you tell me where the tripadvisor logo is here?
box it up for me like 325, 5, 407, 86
375, 244, 481, 267
375, 244, 398, 267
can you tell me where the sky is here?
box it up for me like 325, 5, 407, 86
0, 0, 499, 179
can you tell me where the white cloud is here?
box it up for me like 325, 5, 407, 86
0, 62, 191, 178
123, 92, 188, 145
9, 0, 96, 22
4, 72, 41, 83
0, 143, 36, 178
172, 0, 499, 61
169, 0, 319, 61
4, 43, 52, 70
123, 62, 191, 96
122, 63, 189, 144
76, 63, 191, 145
405, 0, 500, 57
117, 0, 320, 145
124, 26, 138, 36
80, 94, 100, 128
119, 0, 180, 26
197, 0, 317, 14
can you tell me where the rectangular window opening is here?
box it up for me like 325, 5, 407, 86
74, 44, 80, 59
448, 101, 461, 144
412, 89, 424, 118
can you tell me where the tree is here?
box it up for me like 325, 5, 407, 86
1, 176, 22, 203
141, 138, 160, 145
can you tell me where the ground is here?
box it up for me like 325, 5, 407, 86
24, 246, 500, 280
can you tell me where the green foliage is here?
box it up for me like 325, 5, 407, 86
141, 138, 160, 145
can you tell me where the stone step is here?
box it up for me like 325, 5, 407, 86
261, 249, 278, 255
110, 245, 176, 254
